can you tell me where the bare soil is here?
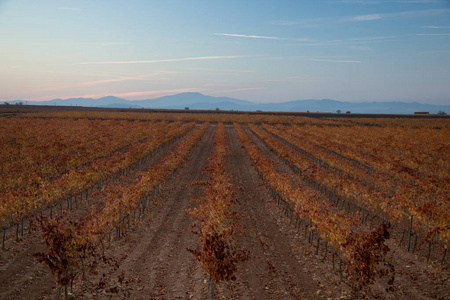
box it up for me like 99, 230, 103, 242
245, 125, 450, 300
0, 124, 449, 300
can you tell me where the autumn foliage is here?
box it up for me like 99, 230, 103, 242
1, 112, 448, 299
188, 123, 249, 297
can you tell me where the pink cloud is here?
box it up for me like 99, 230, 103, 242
209, 87, 264, 94
114, 88, 205, 100
24, 88, 204, 101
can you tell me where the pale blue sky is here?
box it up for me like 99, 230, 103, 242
1, 0, 449, 104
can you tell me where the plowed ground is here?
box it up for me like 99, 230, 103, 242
0, 124, 448, 299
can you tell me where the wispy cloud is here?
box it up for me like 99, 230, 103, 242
257, 56, 362, 63
306, 59, 362, 63
302, 35, 403, 47
27, 88, 204, 101
351, 14, 383, 21
303, 33, 448, 47
332, 35, 401, 43
209, 87, 264, 94
416, 33, 450, 36
275, 9, 450, 27
79, 56, 242, 65
421, 26, 450, 29
214, 33, 310, 42
40, 70, 127, 78
40, 74, 159, 91
203, 83, 232, 87
331, 1, 383, 5
215, 33, 284, 40
332, 0, 449, 4
262, 76, 320, 83
189, 67, 254, 73
114, 88, 203, 99
344, 9, 450, 22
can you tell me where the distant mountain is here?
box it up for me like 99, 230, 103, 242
135, 92, 253, 108
14, 96, 131, 107
4, 92, 450, 114
101, 103, 144, 109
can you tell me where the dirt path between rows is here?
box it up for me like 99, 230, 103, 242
210, 126, 322, 300
91, 125, 215, 300
84, 124, 327, 300
57, 127, 214, 300
245, 125, 450, 300
4, 123, 447, 300
0, 125, 198, 300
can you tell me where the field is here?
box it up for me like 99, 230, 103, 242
0, 107, 449, 300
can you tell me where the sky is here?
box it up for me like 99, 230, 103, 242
1, 0, 450, 104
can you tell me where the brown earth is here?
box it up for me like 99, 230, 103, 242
244, 125, 450, 300
0, 124, 449, 300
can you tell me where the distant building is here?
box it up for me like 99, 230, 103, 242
414, 112, 429, 115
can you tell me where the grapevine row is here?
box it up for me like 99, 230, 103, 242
1, 118, 163, 189
288, 123, 448, 186
1, 121, 195, 242
187, 123, 249, 298
35, 122, 210, 298
278, 124, 449, 252
94, 122, 210, 236
251, 123, 449, 252
234, 123, 393, 296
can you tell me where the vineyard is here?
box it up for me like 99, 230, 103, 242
0, 109, 449, 300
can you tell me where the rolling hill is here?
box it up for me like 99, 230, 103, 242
5, 92, 449, 114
